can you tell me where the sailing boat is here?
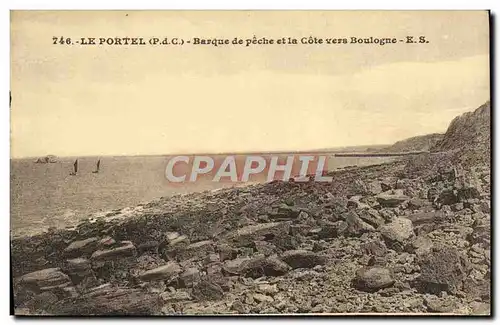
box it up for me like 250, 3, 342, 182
92, 159, 101, 174
69, 159, 78, 176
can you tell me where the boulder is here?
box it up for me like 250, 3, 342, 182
354, 267, 394, 292
231, 301, 247, 313
379, 217, 414, 250
192, 280, 224, 301
417, 245, 469, 294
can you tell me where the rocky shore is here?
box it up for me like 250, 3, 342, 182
11, 102, 491, 316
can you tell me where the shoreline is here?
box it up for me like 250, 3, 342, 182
10, 150, 491, 315
10, 158, 397, 240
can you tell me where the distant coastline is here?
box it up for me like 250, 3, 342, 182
9, 144, 393, 160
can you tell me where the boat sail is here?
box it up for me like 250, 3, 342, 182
92, 159, 101, 173
70, 159, 78, 176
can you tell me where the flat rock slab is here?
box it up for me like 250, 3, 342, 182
357, 209, 385, 228
138, 261, 182, 282
98, 236, 116, 248
280, 250, 326, 269
91, 241, 136, 261
269, 204, 301, 220
50, 287, 162, 315
224, 222, 290, 246
17, 268, 71, 291
407, 211, 445, 226
65, 258, 91, 271
240, 256, 291, 278
64, 237, 99, 257
176, 240, 215, 260
376, 190, 409, 207
168, 234, 189, 247
222, 257, 252, 275
63, 258, 92, 280
161, 290, 192, 303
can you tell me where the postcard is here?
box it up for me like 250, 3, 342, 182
10, 10, 491, 316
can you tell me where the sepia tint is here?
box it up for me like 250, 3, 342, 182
10, 10, 491, 316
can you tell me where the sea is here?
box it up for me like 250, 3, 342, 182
10, 154, 396, 237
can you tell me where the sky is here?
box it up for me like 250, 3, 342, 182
10, 11, 490, 158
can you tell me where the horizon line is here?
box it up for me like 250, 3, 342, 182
10, 143, 394, 160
